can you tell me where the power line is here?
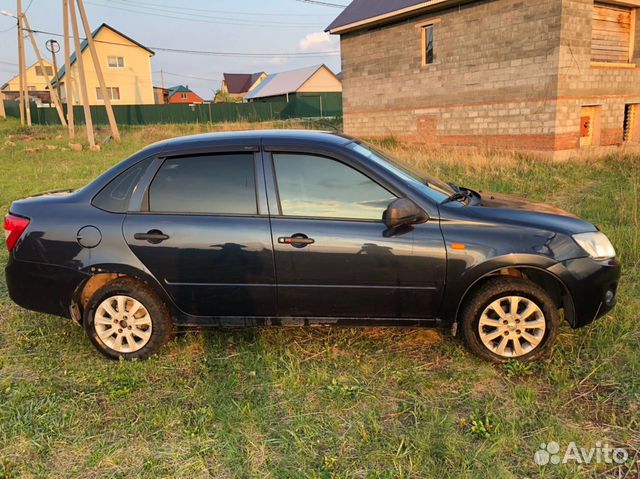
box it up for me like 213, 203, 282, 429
294, 0, 347, 8
102, 0, 334, 17
85, 0, 325, 28
155, 71, 221, 83
26, 28, 341, 58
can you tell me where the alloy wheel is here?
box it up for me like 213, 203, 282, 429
478, 295, 546, 358
94, 295, 153, 353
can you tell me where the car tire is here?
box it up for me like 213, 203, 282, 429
460, 277, 560, 363
83, 278, 174, 360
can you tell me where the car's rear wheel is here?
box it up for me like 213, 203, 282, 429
460, 277, 560, 363
84, 278, 174, 360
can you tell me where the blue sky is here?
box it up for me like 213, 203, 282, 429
0, 0, 345, 99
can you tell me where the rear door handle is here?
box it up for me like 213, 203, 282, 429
134, 229, 170, 244
278, 233, 315, 248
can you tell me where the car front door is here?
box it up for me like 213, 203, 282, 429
123, 150, 276, 318
265, 150, 446, 320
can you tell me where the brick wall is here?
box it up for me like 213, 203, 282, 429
556, 0, 640, 148
339, 0, 640, 151
340, 0, 564, 148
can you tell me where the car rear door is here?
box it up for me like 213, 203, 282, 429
122, 147, 276, 318
263, 148, 446, 320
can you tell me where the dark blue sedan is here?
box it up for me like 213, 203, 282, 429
4, 130, 620, 361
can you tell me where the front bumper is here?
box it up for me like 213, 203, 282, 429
548, 256, 621, 328
5, 256, 89, 319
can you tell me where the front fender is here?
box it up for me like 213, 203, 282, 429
439, 253, 565, 324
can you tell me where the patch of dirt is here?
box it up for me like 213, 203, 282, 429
566, 381, 639, 429
361, 327, 444, 347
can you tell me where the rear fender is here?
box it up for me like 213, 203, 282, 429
72, 264, 179, 321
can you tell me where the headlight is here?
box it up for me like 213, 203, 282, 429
572, 232, 616, 261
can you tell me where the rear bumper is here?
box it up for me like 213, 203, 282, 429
549, 256, 621, 328
5, 256, 88, 319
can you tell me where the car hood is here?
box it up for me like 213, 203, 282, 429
480, 191, 578, 218
448, 191, 598, 236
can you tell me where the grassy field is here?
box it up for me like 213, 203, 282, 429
0, 118, 638, 478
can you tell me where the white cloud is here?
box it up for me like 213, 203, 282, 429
298, 32, 338, 52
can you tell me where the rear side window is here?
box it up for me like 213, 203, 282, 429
93, 158, 152, 213
149, 154, 257, 214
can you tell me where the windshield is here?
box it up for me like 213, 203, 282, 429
347, 141, 456, 202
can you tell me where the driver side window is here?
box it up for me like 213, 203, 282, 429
273, 153, 396, 220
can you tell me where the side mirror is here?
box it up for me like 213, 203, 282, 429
383, 198, 429, 229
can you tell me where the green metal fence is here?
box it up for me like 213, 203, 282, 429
2, 95, 342, 126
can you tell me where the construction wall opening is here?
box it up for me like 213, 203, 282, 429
623, 103, 639, 142
580, 106, 602, 147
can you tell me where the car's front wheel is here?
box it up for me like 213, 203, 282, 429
460, 277, 560, 363
84, 278, 174, 360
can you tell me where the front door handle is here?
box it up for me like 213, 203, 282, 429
134, 229, 170, 244
278, 233, 315, 248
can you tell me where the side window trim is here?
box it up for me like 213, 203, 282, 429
262, 152, 282, 216
269, 151, 398, 222
133, 152, 264, 216
128, 156, 164, 212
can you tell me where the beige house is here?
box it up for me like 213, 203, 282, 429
246, 64, 342, 102
1, 60, 55, 101
55, 23, 155, 105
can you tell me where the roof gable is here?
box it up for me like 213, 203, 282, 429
223, 72, 266, 94
167, 85, 203, 101
2, 60, 53, 87
54, 23, 154, 83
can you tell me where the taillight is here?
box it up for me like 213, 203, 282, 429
4, 214, 30, 252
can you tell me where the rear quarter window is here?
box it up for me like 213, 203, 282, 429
92, 158, 153, 213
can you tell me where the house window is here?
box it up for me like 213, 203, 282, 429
422, 25, 435, 65
180, 92, 188, 99
27, 85, 36, 91
35, 66, 53, 76
107, 56, 125, 68
591, 3, 636, 64
623, 104, 639, 142
96, 87, 121, 101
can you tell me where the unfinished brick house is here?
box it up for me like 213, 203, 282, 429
326, 0, 640, 153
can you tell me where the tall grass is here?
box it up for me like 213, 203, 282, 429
0, 118, 638, 478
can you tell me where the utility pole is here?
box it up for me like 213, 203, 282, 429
23, 14, 67, 126
15, 3, 24, 125
62, 0, 74, 137
16, 0, 30, 126
68, 0, 95, 147
76, 0, 120, 141
0, 92, 6, 119
45, 39, 61, 103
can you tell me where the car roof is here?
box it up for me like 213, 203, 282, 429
153, 129, 355, 156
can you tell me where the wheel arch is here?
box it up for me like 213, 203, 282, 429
71, 264, 176, 323
452, 264, 576, 329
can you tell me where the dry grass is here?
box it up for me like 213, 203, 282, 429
0, 118, 639, 478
